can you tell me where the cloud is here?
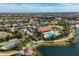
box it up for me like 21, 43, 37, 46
0, 3, 78, 13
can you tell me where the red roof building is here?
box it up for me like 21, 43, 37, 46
39, 25, 52, 32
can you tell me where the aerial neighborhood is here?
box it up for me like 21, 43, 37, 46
0, 13, 78, 56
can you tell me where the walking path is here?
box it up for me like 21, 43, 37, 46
0, 51, 19, 56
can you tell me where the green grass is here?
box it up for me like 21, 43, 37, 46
72, 37, 79, 43
43, 41, 70, 46
32, 48, 42, 56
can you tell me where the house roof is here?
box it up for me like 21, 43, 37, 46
0, 39, 20, 50
39, 25, 52, 32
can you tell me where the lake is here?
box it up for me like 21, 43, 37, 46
37, 28, 79, 56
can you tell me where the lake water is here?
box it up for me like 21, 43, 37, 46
37, 28, 79, 56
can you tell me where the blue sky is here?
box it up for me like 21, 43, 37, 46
0, 3, 79, 13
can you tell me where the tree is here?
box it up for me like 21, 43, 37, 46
5, 35, 10, 41
13, 29, 23, 39
0, 38, 5, 43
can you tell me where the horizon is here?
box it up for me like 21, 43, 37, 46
0, 12, 79, 14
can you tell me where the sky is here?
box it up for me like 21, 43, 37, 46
0, 3, 79, 13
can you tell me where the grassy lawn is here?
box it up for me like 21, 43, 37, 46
72, 37, 79, 43
51, 25, 64, 30
32, 48, 42, 56
42, 41, 70, 46
32, 40, 70, 49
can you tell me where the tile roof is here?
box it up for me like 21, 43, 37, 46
39, 25, 52, 32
